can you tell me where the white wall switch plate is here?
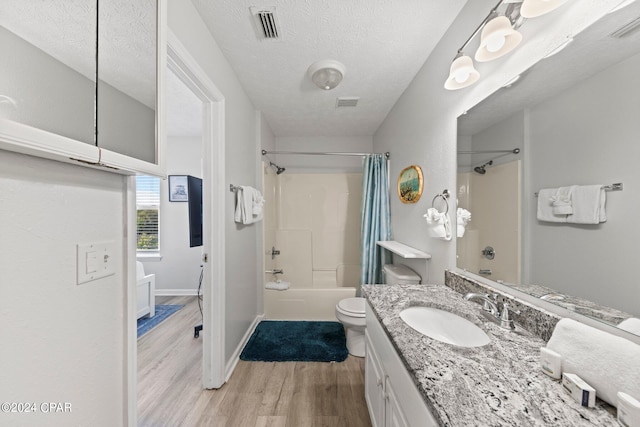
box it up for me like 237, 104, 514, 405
77, 241, 116, 285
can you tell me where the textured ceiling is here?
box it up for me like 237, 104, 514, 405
192, 0, 467, 137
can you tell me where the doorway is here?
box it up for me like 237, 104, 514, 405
128, 30, 227, 425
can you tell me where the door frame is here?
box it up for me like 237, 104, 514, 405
126, 29, 226, 426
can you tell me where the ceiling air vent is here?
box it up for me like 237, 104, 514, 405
610, 16, 640, 38
250, 6, 280, 40
336, 97, 359, 108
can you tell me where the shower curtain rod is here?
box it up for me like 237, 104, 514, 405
457, 148, 520, 155
261, 149, 390, 158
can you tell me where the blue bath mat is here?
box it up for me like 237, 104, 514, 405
240, 321, 348, 362
137, 305, 184, 338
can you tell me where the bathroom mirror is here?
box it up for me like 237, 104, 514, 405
0, 1, 97, 144
97, 0, 158, 164
456, 2, 640, 334
0, 1, 162, 171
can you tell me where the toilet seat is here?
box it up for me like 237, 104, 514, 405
336, 297, 365, 318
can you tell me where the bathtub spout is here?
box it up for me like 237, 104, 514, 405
265, 269, 283, 275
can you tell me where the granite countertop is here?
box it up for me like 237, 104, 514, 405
361, 284, 618, 426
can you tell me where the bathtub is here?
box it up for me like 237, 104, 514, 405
264, 286, 357, 320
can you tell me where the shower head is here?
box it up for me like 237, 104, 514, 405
269, 162, 286, 175
474, 160, 493, 174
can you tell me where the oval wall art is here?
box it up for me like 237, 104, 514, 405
397, 165, 423, 204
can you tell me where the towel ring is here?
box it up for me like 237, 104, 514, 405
431, 190, 450, 215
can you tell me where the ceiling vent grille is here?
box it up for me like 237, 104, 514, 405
336, 97, 359, 108
610, 16, 640, 38
250, 6, 280, 40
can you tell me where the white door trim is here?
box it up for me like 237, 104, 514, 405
126, 28, 226, 426
166, 29, 226, 390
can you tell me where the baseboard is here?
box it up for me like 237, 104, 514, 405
225, 314, 264, 382
154, 289, 199, 296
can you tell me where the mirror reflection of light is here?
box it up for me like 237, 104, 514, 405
486, 35, 506, 53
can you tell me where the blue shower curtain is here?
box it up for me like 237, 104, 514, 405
360, 154, 391, 287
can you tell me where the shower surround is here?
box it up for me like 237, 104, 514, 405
263, 166, 362, 319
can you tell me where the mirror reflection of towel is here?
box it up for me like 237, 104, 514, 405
456, 208, 471, 238
567, 185, 606, 224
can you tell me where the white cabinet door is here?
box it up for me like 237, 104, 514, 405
385, 379, 410, 427
365, 332, 385, 427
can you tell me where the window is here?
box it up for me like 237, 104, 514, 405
136, 176, 160, 251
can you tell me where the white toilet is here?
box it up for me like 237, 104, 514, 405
335, 297, 367, 357
336, 264, 421, 358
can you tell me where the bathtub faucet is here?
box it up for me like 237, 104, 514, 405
265, 269, 283, 275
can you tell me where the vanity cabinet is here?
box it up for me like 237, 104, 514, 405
365, 302, 438, 427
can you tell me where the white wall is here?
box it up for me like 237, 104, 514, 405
526, 51, 640, 315
275, 135, 373, 173
373, 0, 619, 284
168, 0, 261, 363
142, 136, 203, 294
0, 150, 125, 427
258, 113, 276, 315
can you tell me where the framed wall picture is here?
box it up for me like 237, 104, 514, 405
168, 175, 189, 202
397, 165, 423, 204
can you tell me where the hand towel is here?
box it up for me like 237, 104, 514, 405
618, 318, 640, 335
456, 208, 471, 238
550, 186, 573, 215
536, 188, 568, 223
234, 186, 263, 224
424, 208, 452, 240
567, 185, 606, 224
546, 318, 640, 406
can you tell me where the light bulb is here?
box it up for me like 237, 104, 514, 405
486, 35, 506, 53
454, 70, 470, 83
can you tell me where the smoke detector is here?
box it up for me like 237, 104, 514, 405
250, 6, 281, 40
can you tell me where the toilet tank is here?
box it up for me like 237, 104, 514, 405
382, 264, 421, 285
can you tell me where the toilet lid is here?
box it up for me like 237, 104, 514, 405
337, 297, 366, 317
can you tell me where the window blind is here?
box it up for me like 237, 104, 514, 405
136, 176, 160, 251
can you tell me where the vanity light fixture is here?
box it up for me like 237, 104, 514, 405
520, 0, 570, 18
445, 0, 571, 91
444, 53, 480, 90
307, 60, 345, 90
475, 14, 523, 62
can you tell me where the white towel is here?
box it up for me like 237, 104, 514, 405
536, 188, 568, 223
567, 185, 606, 224
618, 318, 640, 335
234, 186, 264, 224
424, 208, 452, 240
265, 281, 290, 291
551, 186, 573, 215
456, 208, 471, 238
546, 318, 640, 406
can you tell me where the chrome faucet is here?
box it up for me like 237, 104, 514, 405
463, 292, 520, 330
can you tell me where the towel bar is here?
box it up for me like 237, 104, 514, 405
534, 183, 622, 197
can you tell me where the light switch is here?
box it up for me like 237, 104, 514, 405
77, 241, 116, 285
86, 251, 98, 273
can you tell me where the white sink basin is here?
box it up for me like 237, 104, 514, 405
399, 306, 491, 347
